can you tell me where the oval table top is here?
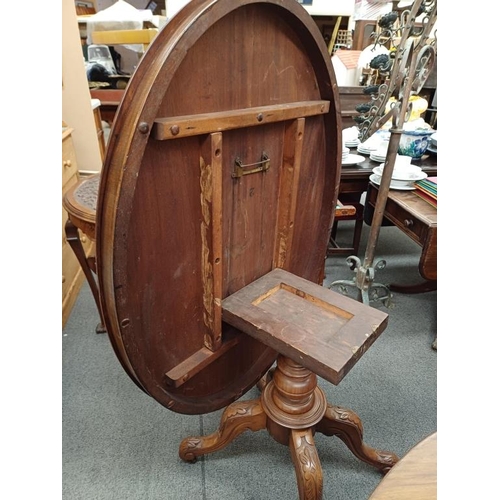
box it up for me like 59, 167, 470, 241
369, 432, 437, 500
94, 0, 342, 415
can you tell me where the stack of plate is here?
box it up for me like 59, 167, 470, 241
369, 150, 387, 162
342, 147, 350, 162
370, 164, 427, 190
342, 126, 360, 148
345, 139, 360, 148
357, 142, 378, 155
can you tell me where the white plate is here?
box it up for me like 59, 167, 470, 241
358, 143, 378, 151
370, 154, 386, 163
357, 147, 375, 154
369, 174, 416, 191
342, 154, 366, 166
345, 140, 360, 147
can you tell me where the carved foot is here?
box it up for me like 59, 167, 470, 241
179, 399, 266, 462
315, 404, 398, 474
95, 322, 107, 334
289, 428, 323, 500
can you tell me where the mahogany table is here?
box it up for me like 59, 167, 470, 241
339, 152, 437, 204
365, 181, 437, 294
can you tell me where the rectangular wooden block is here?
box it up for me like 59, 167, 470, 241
222, 268, 388, 385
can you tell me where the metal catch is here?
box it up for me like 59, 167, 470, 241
232, 153, 270, 179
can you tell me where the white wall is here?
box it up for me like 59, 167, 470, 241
62, 0, 102, 172
166, 0, 190, 18
302, 0, 355, 16
166, 0, 356, 18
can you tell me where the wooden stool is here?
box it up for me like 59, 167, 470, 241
62, 174, 105, 333
327, 201, 364, 256
180, 269, 398, 497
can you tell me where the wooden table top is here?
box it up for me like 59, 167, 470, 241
383, 188, 437, 226
369, 432, 437, 500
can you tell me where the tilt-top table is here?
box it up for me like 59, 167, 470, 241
92, 1, 399, 498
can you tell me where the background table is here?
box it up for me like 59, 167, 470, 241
364, 181, 437, 293
339, 152, 437, 203
369, 432, 437, 500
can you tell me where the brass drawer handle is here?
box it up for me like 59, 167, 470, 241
404, 218, 414, 228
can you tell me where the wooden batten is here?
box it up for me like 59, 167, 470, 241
164, 335, 240, 388
273, 118, 305, 269
153, 101, 330, 140
200, 132, 224, 352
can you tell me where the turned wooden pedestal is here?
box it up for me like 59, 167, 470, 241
179, 269, 398, 499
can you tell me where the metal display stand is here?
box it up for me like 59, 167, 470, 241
329, 0, 437, 306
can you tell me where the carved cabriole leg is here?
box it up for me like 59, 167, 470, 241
289, 428, 323, 500
178, 399, 266, 462
315, 404, 399, 474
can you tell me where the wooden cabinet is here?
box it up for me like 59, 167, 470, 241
62, 127, 94, 327
338, 86, 366, 128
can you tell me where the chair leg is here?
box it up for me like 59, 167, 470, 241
65, 219, 107, 334
327, 202, 364, 256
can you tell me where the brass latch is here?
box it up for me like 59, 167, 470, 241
232, 153, 270, 179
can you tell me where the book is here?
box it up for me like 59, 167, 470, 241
414, 176, 437, 208
415, 178, 437, 196
414, 188, 437, 208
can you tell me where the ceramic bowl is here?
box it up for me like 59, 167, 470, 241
373, 165, 426, 181
372, 165, 427, 189
370, 173, 415, 189
398, 129, 435, 159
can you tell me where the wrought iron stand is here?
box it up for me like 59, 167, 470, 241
329, 0, 437, 306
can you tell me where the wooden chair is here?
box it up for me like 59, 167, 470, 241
327, 201, 364, 255
63, 174, 105, 333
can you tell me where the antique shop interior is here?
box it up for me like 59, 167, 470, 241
51, 0, 482, 499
